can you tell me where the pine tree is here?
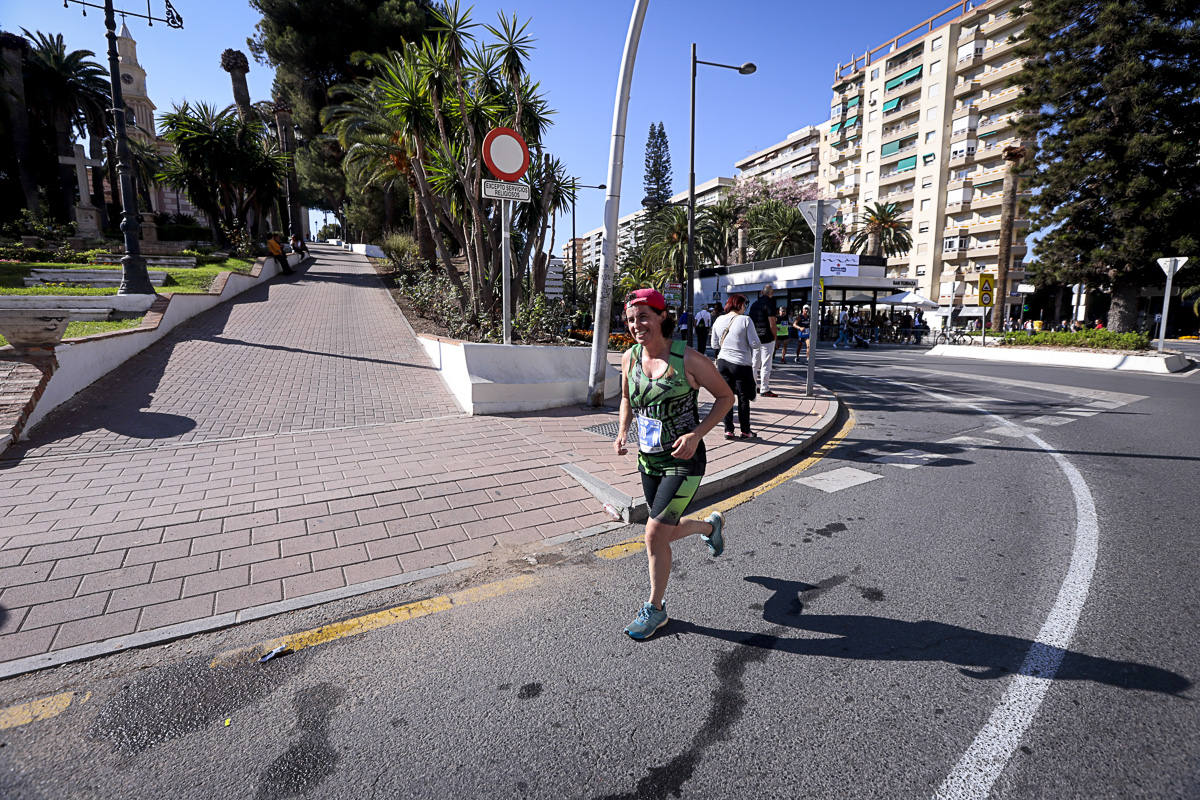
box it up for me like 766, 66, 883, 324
1015, 0, 1200, 331
642, 121, 673, 214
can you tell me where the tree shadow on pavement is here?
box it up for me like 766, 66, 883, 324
669, 576, 1192, 697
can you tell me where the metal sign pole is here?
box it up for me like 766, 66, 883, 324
502, 199, 512, 345
806, 200, 823, 398
1156, 257, 1189, 353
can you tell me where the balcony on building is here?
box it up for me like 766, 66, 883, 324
977, 86, 1020, 113
880, 134, 918, 166
884, 44, 924, 76
884, 65, 924, 97
879, 155, 918, 186
953, 77, 981, 99
955, 34, 986, 68
947, 145, 977, 169
982, 36, 1020, 63
982, 7, 1025, 37
880, 183, 915, 205
978, 57, 1025, 88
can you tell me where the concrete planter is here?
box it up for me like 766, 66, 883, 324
927, 343, 1191, 373
418, 335, 622, 414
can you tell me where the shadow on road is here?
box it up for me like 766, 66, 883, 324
669, 576, 1192, 697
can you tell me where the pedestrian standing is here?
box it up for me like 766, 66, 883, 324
834, 307, 850, 347
267, 233, 293, 274
615, 289, 735, 640
711, 294, 761, 439
678, 308, 690, 344
775, 307, 794, 363
794, 304, 812, 362
694, 305, 712, 356
748, 284, 779, 398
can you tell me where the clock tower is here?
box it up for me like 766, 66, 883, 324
116, 21, 156, 141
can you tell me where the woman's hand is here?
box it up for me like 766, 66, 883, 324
670, 431, 700, 460
614, 432, 628, 456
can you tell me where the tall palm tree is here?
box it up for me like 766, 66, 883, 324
699, 198, 740, 266
848, 202, 912, 258
992, 145, 1026, 330
644, 205, 691, 285
748, 200, 813, 259
21, 30, 109, 221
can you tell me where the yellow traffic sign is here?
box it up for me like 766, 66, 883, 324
979, 274, 995, 307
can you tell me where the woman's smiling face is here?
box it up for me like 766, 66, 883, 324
625, 304, 663, 343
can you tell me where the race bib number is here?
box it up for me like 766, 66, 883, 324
636, 415, 665, 454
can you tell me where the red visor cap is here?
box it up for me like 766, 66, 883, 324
625, 288, 667, 312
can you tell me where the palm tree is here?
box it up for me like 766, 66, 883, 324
699, 198, 740, 266
992, 145, 1026, 330
748, 200, 813, 259
21, 30, 109, 222
644, 205, 691, 285
848, 202, 912, 258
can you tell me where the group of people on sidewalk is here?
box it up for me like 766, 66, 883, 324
613, 286, 810, 641
266, 232, 311, 275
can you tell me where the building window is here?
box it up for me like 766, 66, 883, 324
920, 198, 931, 211
925, 131, 936, 142
926, 108, 938, 121
918, 222, 930, 233
928, 82, 941, 97
871, 67, 880, 80
923, 153, 937, 164
921, 176, 933, 188
866, 151, 875, 162
932, 36, 943, 51
917, 243, 929, 255
868, 110, 878, 122
931, 59, 942, 73
917, 267, 927, 276
865, 171, 875, 182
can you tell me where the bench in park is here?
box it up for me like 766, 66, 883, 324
23, 269, 168, 289
92, 254, 197, 268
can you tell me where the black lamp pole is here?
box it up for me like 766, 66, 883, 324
569, 179, 605, 308
65, 0, 184, 295
688, 45, 755, 331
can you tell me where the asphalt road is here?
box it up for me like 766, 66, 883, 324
1, 347, 1196, 799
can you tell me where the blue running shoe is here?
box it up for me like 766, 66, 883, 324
624, 602, 668, 640
702, 511, 725, 556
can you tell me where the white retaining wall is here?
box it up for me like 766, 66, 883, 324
927, 343, 1191, 373
20, 253, 303, 436
418, 336, 622, 414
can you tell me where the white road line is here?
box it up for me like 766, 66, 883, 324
1060, 409, 1099, 418
882, 379, 1100, 800
869, 449, 938, 469
983, 425, 1037, 438
882, 365, 1146, 408
939, 436, 999, 448
1026, 414, 1075, 426
794, 467, 883, 492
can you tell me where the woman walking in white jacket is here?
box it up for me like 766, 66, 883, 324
709, 294, 762, 439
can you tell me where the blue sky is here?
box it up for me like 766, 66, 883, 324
7, 0, 953, 242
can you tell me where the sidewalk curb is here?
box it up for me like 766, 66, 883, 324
0, 558, 478, 681
563, 389, 841, 524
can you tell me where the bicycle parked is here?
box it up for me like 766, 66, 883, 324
933, 328, 975, 346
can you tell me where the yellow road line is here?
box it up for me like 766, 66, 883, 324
593, 410, 857, 560
210, 573, 538, 668
0, 691, 89, 731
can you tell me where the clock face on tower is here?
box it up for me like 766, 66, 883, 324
121, 73, 133, 84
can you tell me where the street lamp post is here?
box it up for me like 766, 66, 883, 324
63, 0, 184, 295
687, 44, 755, 339
569, 179, 605, 307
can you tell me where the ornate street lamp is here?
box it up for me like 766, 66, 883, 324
61, 0, 184, 295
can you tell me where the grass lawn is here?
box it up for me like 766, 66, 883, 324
0, 316, 145, 348
0, 258, 254, 294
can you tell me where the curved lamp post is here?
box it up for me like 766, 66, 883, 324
62, 0, 184, 295
686, 46, 755, 332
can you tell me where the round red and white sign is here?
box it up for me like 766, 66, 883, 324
482, 127, 530, 182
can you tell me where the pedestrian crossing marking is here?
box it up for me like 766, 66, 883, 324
794, 466, 882, 492
1026, 415, 1075, 426
939, 435, 999, 448
869, 449, 939, 469
984, 425, 1036, 438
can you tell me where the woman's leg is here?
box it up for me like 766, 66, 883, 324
641, 473, 708, 609
735, 365, 754, 433
717, 360, 737, 433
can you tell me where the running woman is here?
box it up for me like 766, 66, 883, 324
615, 289, 735, 640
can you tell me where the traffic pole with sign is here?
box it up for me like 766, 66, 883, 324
1157, 257, 1189, 353
978, 273, 995, 345
481, 127, 530, 345
798, 199, 838, 397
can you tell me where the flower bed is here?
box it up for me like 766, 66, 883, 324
569, 329, 636, 351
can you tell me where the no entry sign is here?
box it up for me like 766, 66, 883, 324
482, 127, 530, 182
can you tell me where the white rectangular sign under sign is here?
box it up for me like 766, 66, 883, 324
482, 179, 531, 202
819, 252, 860, 277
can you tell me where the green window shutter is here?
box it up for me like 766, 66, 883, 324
845, 134, 859, 142
975, 178, 1002, 187
881, 140, 901, 157
882, 98, 900, 113
846, 96, 860, 108
829, 121, 843, 133
844, 115, 859, 128
896, 155, 918, 172
884, 65, 923, 91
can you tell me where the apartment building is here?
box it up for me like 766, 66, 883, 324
562, 177, 735, 273
818, 0, 1031, 318
735, 125, 821, 184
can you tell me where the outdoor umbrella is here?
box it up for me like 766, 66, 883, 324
877, 290, 939, 308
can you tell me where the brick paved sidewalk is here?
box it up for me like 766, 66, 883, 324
0, 246, 833, 675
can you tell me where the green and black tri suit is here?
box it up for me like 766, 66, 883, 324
627, 340, 706, 525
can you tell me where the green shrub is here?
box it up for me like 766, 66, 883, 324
381, 231, 420, 270
1, 208, 77, 240
999, 329, 1151, 350
513, 293, 572, 343
0, 243, 92, 264
400, 270, 499, 342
